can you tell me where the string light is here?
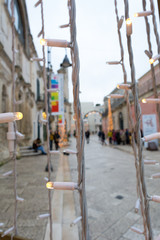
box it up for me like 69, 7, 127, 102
126, 18, 132, 36
16, 196, 24, 202
106, 61, 120, 65
59, 23, 70, 28
135, 199, 140, 213
151, 173, 160, 179
118, 16, 124, 30
108, 94, 124, 99
130, 226, 144, 234
144, 160, 158, 165
144, 50, 152, 58
151, 195, 160, 203
117, 83, 131, 90
149, 54, 160, 64
1, 226, 14, 237
44, 177, 49, 181
142, 98, 160, 103
47, 88, 59, 93
34, 0, 41, 8
134, 11, 152, 17
7, 122, 16, 154
37, 29, 43, 38
30, 57, 43, 62
37, 213, 50, 219
2, 170, 13, 177
16, 131, 25, 139
0, 112, 23, 123
46, 181, 79, 190
70, 216, 82, 227
142, 132, 160, 142
63, 149, 77, 154
40, 39, 71, 48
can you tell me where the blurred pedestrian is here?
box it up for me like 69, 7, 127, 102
54, 130, 60, 150
121, 130, 126, 145
85, 130, 90, 144
101, 131, 105, 145
32, 138, 47, 155
49, 129, 54, 150
108, 130, 113, 144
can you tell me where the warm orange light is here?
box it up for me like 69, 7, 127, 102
40, 39, 47, 46
142, 99, 147, 103
149, 58, 154, 64
134, 13, 138, 17
42, 112, 47, 120
73, 115, 77, 121
46, 182, 54, 189
126, 18, 132, 25
15, 112, 23, 120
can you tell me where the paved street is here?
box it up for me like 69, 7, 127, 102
0, 136, 160, 240
69, 135, 160, 240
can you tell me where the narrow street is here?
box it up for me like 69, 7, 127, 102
0, 136, 160, 240
69, 135, 160, 240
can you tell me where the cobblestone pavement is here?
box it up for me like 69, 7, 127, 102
0, 152, 59, 239
69, 135, 160, 240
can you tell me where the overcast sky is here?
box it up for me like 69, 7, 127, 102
26, 0, 160, 105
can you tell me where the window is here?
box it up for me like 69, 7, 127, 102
5, 0, 24, 44
37, 79, 40, 101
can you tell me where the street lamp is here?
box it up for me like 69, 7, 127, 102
60, 54, 72, 68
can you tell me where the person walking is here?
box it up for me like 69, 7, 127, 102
49, 129, 54, 150
101, 131, 105, 145
85, 130, 90, 144
54, 130, 60, 150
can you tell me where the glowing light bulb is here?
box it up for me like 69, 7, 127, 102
134, 11, 152, 17
40, 39, 70, 48
46, 181, 78, 190
126, 18, 132, 25
149, 54, 160, 64
142, 98, 160, 103
126, 18, 132, 36
40, 39, 47, 46
149, 58, 154, 64
46, 182, 54, 189
42, 112, 47, 120
15, 112, 23, 120
117, 83, 131, 90
134, 13, 138, 17
142, 99, 147, 103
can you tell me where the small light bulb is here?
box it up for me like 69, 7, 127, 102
46, 182, 54, 189
149, 58, 154, 64
142, 99, 147, 103
42, 112, 47, 120
14, 112, 23, 120
134, 13, 138, 17
126, 18, 132, 36
126, 18, 132, 25
40, 39, 47, 46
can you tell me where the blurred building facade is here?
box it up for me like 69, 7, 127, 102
71, 102, 103, 134
102, 64, 160, 135
0, 0, 44, 161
